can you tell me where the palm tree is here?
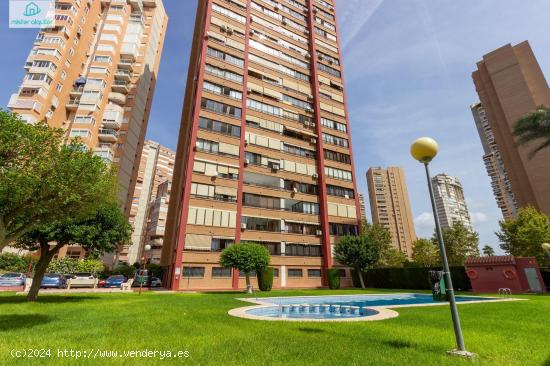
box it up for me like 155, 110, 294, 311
513, 106, 550, 159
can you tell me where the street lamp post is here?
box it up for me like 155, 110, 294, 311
139, 244, 152, 295
410, 137, 474, 358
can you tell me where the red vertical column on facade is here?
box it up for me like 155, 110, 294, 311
306, 1, 334, 282
331, 1, 363, 228
170, 2, 214, 291
232, 0, 252, 290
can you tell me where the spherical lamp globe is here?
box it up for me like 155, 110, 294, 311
144, 244, 152, 252
542, 243, 550, 251
411, 137, 439, 163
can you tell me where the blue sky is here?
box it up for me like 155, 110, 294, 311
2, 0, 550, 251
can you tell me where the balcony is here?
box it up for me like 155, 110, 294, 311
112, 80, 129, 94
21, 78, 51, 90
66, 98, 80, 110
69, 86, 85, 96
143, 0, 157, 7
128, 0, 144, 12
114, 69, 132, 82
102, 111, 123, 129
118, 59, 134, 71
108, 92, 126, 105
98, 128, 119, 142
7, 94, 43, 112
94, 147, 114, 163
120, 43, 139, 61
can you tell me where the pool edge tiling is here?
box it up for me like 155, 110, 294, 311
228, 293, 525, 322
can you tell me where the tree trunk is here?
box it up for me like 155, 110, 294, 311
0, 218, 8, 252
357, 268, 366, 289
27, 242, 59, 302
245, 273, 253, 294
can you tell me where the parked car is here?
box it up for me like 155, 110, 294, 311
0, 272, 26, 287
41, 274, 67, 289
104, 275, 127, 288
68, 273, 98, 288
151, 277, 162, 288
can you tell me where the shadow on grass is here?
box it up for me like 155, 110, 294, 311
0, 295, 99, 305
298, 327, 326, 334
202, 291, 247, 295
0, 314, 54, 331
382, 340, 414, 349
543, 356, 550, 366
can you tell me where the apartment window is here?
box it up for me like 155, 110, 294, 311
69, 129, 90, 138
203, 81, 242, 100
241, 217, 281, 232
56, 84, 62, 93
325, 166, 352, 181
308, 269, 322, 278
212, 3, 246, 23
339, 269, 347, 278
322, 133, 348, 147
329, 223, 358, 236
201, 98, 242, 119
288, 269, 303, 278
326, 185, 354, 199
205, 64, 243, 84
25, 73, 53, 84
321, 117, 347, 132
195, 138, 219, 154
199, 117, 241, 137
246, 99, 282, 117
207, 47, 244, 67
212, 267, 232, 278
324, 149, 351, 164
283, 180, 318, 195
283, 144, 315, 158
286, 244, 322, 257
183, 267, 205, 278
243, 193, 281, 210
259, 242, 281, 256
73, 116, 95, 125
211, 238, 234, 251
282, 94, 313, 110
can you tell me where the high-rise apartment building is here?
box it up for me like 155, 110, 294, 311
431, 174, 473, 231
8, 0, 168, 215
472, 41, 550, 217
358, 193, 367, 223
144, 180, 171, 263
471, 103, 517, 219
366, 167, 416, 257
120, 140, 175, 265
162, 0, 361, 290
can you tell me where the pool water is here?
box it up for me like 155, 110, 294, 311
243, 293, 496, 320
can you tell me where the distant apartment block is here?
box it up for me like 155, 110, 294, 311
431, 174, 473, 231
8, 0, 168, 216
144, 180, 171, 263
162, 0, 361, 290
358, 193, 367, 223
471, 102, 517, 219
366, 167, 416, 257
119, 140, 175, 265
472, 41, 550, 217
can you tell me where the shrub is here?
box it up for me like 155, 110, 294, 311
0, 253, 32, 272
327, 268, 340, 290
112, 263, 136, 278
363, 267, 471, 291
257, 267, 274, 292
47, 258, 104, 274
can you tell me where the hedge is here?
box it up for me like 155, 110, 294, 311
257, 267, 274, 292
541, 269, 550, 290
360, 267, 471, 291
327, 268, 340, 289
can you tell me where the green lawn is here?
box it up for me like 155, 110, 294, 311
0, 289, 548, 365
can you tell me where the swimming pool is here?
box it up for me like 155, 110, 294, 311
228, 293, 511, 322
